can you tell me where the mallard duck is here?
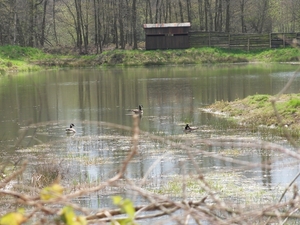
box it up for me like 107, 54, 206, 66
131, 105, 143, 114
185, 124, 198, 132
66, 123, 76, 133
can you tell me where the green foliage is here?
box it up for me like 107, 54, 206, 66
0, 45, 43, 60
208, 93, 300, 134
255, 48, 300, 62
60, 206, 87, 225
112, 196, 136, 225
277, 97, 300, 115
0, 46, 299, 71
247, 95, 270, 107
287, 98, 300, 108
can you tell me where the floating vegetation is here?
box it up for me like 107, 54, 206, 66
151, 172, 287, 206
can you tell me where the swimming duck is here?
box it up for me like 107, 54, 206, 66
185, 124, 198, 132
66, 123, 76, 133
131, 105, 143, 114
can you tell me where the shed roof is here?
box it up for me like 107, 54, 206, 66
143, 22, 191, 29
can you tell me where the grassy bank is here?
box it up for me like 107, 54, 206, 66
204, 94, 300, 135
0, 45, 300, 73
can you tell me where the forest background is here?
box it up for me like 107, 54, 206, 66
0, 0, 300, 54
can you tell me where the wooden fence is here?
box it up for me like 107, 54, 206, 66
189, 31, 300, 50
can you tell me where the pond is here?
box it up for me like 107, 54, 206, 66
1, 63, 300, 219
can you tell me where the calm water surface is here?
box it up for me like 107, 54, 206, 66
1, 63, 300, 210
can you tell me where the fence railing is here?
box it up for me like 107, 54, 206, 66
189, 31, 300, 51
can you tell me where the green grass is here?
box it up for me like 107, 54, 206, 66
0, 45, 50, 73
206, 94, 300, 134
0, 45, 299, 72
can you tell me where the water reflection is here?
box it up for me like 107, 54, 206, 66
1, 63, 300, 209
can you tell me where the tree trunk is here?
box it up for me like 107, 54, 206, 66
28, 0, 34, 47
40, 0, 48, 47
258, 0, 268, 33
53, 0, 58, 44
214, 0, 222, 31
146, 0, 153, 23
204, 0, 208, 30
84, 0, 89, 48
198, 0, 204, 30
225, 0, 230, 32
132, 0, 137, 49
96, 0, 102, 53
186, 0, 191, 22
74, 0, 82, 51
113, 14, 118, 49
16, 17, 25, 46
178, 0, 184, 22
240, 0, 246, 32
167, 0, 171, 23
155, 0, 160, 23
119, 0, 125, 49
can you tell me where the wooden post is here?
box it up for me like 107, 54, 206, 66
209, 32, 211, 46
228, 33, 230, 49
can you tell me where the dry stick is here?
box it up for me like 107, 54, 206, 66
23, 119, 300, 167
277, 174, 300, 225
270, 65, 300, 149
145, 132, 300, 169
282, 208, 299, 225
217, 196, 300, 225
6, 112, 299, 223
90, 206, 180, 223
1, 117, 141, 220
118, 114, 140, 178
262, 64, 300, 225
0, 161, 27, 188
279, 171, 300, 204
87, 201, 192, 220
140, 151, 171, 186
52, 116, 141, 201
136, 132, 300, 222
135, 134, 291, 222
128, 181, 226, 225
132, 192, 182, 223
49, 119, 246, 222
0, 189, 57, 215
27, 119, 297, 169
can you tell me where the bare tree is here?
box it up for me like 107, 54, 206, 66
178, 0, 184, 22
225, 0, 230, 32
239, 0, 246, 32
40, 0, 48, 47
132, 0, 137, 49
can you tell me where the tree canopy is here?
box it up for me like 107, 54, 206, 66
0, 0, 299, 52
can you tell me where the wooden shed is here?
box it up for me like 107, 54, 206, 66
143, 23, 191, 50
